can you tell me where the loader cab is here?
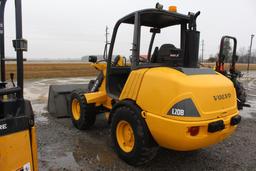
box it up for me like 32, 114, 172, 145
106, 8, 201, 99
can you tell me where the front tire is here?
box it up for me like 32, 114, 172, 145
111, 103, 158, 166
69, 89, 96, 130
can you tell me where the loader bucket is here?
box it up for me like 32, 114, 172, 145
47, 84, 88, 118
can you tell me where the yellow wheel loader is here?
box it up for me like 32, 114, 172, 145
0, 0, 38, 170
48, 4, 241, 166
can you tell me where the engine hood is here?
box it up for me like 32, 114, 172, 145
136, 67, 238, 121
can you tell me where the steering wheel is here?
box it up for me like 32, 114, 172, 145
139, 56, 148, 62
128, 55, 148, 63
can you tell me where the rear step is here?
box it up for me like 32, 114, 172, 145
208, 115, 241, 133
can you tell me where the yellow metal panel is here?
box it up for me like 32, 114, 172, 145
119, 69, 148, 101
117, 55, 125, 66
90, 63, 107, 94
31, 127, 38, 171
91, 63, 107, 72
145, 111, 237, 151
136, 67, 238, 121
85, 91, 107, 105
86, 63, 113, 109
0, 130, 34, 171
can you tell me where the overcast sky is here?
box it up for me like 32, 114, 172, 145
3, 0, 256, 59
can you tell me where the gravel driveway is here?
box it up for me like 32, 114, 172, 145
23, 73, 256, 171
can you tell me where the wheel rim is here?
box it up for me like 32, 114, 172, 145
72, 99, 80, 120
116, 120, 135, 153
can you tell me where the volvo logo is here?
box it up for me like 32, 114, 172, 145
213, 93, 231, 101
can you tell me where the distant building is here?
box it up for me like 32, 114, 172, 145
81, 55, 104, 61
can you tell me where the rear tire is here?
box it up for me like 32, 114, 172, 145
235, 81, 247, 109
111, 103, 158, 166
69, 89, 96, 130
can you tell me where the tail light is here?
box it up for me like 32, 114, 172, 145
188, 126, 200, 136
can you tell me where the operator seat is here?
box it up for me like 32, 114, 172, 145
153, 44, 183, 66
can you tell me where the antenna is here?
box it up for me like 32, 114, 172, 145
105, 26, 109, 45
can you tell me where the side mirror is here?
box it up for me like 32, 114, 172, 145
89, 56, 97, 63
219, 36, 237, 63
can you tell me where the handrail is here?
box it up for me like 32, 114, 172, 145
0, 86, 21, 96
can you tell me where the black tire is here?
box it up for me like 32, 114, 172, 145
111, 102, 158, 166
69, 89, 96, 130
237, 82, 246, 102
235, 81, 247, 109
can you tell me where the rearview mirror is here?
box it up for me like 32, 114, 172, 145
219, 36, 237, 63
150, 28, 161, 34
89, 56, 97, 63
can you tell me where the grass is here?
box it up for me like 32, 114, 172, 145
4, 62, 256, 80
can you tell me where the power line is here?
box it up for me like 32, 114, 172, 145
201, 40, 204, 63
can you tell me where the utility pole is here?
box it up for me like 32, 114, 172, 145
201, 40, 204, 63
247, 34, 255, 74
103, 26, 110, 59
105, 26, 109, 45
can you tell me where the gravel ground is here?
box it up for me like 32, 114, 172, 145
23, 73, 256, 171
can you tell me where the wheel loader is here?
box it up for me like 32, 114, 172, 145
215, 36, 250, 110
48, 4, 241, 166
0, 0, 38, 170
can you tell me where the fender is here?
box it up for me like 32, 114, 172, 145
109, 99, 142, 124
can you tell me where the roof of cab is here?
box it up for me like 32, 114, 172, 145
118, 8, 191, 28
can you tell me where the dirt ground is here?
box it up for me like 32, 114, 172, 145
6, 63, 97, 79
5, 62, 256, 79
23, 72, 256, 171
